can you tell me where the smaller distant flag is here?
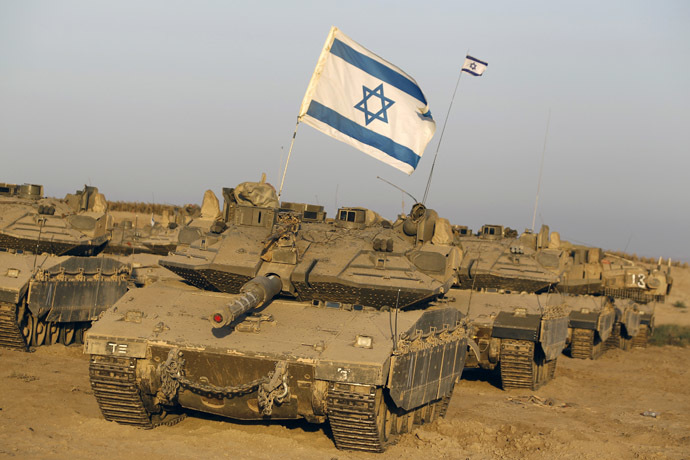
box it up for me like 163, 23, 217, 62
461, 55, 488, 76
150, 215, 155, 227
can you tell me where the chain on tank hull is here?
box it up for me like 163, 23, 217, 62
89, 355, 186, 428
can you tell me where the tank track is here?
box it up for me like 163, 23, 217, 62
605, 323, 621, 350
438, 383, 454, 418
632, 325, 649, 348
499, 339, 556, 390
547, 359, 557, 381
327, 383, 388, 453
605, 323, 633, 351
570, 328, 604, 360
89, 355, 185, 429
0, 302, 28, 351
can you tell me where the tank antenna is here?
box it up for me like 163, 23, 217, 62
422, 49, 469, 205
376, 176, 418, 204
32, 217, 45, 271
394, 289, 401, 351
531, 109, 551, 232
278, 119, 302, 200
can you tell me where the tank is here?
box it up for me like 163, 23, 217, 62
455, 222, 667, 354
105, 219, 180, 256
603, 298, 642, 351
454, 224, 562, 294
0, 183, 110, 256
557, 243, 672, 304
0, 252, 130, 350
563, 295, 616, 359
632, 301, 656, 348
84, 179, 468, 452
447, 289, 569, 390
104, 190, 216, 256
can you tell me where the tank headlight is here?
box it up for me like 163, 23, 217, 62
354, 335, 373, 349
6, 268, 19, 278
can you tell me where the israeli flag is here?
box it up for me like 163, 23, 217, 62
461, 55, 488, 76
299, 27, 435, 175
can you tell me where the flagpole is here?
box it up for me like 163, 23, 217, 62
531, 108, 551, 232
422, 51, 468, 205
278, 118, 301, 200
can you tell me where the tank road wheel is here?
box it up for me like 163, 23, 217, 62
392, 410, 413, 435
375, 390, 395, 446
22, 315, 36, 346
60, 325, 76, 346
33, 320, 47, 347
75, 325, 87, 345
327, 384, 399, 453
48, 323, 60, 345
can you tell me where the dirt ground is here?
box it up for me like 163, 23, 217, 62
2, 268, 689, 460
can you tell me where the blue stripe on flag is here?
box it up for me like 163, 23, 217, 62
330, 39, 427, 106
466, 55, 488, 66
461, 69, 482, 76
307, 101, 421, 170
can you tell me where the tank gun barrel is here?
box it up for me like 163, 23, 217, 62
211, 275, 281, 328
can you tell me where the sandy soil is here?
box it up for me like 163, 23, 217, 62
2, 268, 689, 460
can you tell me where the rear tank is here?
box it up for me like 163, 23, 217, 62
0, 252, 130, 350
454, 224, 562, 294
447, 289, 569, 390
603, 298, 642, 351
0, 183, 110, 256
557, 243, 672, 304
104, 189, 216, 256
563, 295, 616, 359
84, 180, 468, 453
632, 301, 656, 348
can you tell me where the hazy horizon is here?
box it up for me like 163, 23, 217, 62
1, 1, 689, 261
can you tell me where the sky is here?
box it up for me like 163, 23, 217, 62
1, 0, 689, 261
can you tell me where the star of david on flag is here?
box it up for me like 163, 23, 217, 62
461, 55, 488, 76
298, 26, 435, 175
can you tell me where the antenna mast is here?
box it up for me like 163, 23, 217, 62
531, 109, 551, 232
422, 51, 468, 204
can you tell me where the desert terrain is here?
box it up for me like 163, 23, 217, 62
1, 266, 689, 460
